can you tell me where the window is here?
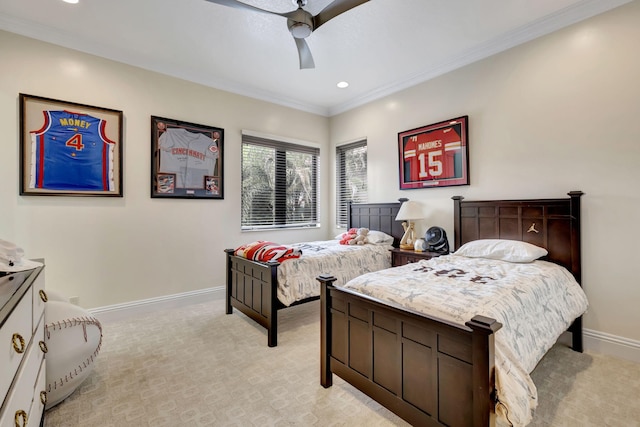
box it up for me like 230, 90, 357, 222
241, 133, 319, 230
336, 140, 368, 228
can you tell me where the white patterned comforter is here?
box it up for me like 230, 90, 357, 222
276, 240, 392, 307
340, 254, 589, 427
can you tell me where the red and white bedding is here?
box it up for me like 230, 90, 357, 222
340, 254, 589, 427
274, 240, 392, 306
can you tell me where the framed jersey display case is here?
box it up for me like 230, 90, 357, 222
151, 116, 224, 199
398, 116, 469, 190
19, 94, 123, 197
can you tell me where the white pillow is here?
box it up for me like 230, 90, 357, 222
367, 230, 394, 245
454, 239, 548, 263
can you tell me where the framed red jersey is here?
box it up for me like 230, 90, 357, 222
398, 116, 469, 190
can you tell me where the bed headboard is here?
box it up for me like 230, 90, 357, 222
348, 201, 405, 248
452, 191, 583, 283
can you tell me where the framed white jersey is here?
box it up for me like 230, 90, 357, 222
398, 116, 469, 190
151, 116, 224, 199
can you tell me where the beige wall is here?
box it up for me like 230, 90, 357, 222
330, 1, 640, 342
1, 1, 638, 345
0, 30, 329, 308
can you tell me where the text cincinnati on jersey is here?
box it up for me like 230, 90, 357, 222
170, 147, 207, 160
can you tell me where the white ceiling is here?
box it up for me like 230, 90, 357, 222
0, 0, 630, 116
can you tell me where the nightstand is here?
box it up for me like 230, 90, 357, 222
391, 248, 444, 267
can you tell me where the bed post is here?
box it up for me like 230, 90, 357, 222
568, 191, 583, 285
224, 249, 235, 315
452, 196, 464, 250
568, 190, 584, 353
466, 315, 502, 427
318, 274, 337, 388
267, 260, 279, 347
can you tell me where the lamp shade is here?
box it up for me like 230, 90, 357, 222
395, 200, 423, 221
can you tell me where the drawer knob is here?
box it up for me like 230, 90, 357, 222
14, 409, 28, 427
39, 340, 49, 353
40, 391, 47, 405
12, 333, 25, 354
39, 289, 48, 302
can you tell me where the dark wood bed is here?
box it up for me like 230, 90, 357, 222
224, 201, 405, 347
317, 191, 584, 427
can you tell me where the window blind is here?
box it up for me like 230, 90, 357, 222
241, 134, 319, 230
336, 140, 368, 228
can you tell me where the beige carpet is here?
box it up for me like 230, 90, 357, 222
44, 299, 640, 426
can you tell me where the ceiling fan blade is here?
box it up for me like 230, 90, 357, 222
204, 0, 288, 18
294, 37, 315, 69
313, 0, 369, 30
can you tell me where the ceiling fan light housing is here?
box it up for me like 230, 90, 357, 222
289, 22, 312, 38
287, 9, 313, 39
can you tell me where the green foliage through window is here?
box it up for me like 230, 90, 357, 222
336, 140, 368, 228
242, 134, 319, 229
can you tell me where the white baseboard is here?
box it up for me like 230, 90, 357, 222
88, 286, 225, 324
88, 288, 640, 363
584, 328, 640, 363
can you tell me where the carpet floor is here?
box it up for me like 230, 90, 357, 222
44, 299, 640, 426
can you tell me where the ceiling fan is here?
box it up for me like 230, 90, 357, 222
204, 0, 370, 69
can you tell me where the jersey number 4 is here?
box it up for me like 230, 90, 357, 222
65, 133, 85, 151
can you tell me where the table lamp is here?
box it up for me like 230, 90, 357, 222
395, 200, 423, 250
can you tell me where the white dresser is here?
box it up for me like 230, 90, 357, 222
0, 265, 47, 427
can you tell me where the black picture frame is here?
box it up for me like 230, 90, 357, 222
151, 116, 224, 199
398, 115, 469, 190
19, 93, 124, 197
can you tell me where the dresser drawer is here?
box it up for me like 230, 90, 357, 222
0, 318, 45, 427
31, 270, 46, 334
393, 252, 417, 266
30, 357, 47, 427
0, 287, 33, 402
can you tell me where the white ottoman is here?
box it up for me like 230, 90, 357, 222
45, 300, 103, 409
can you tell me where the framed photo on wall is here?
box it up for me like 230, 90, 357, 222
398, 115, 469, 190
151, 116, 224, 199
19, 93, 124, 197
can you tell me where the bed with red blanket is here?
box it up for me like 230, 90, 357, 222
225, 201, 405, 347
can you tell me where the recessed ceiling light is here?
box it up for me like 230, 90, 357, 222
337, 81, 349, 89
62, 0, 79, 4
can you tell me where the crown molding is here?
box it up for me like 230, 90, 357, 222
0, 0, 631, 118
327, 0, 632, 116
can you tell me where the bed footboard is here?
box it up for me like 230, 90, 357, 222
318, 275, 502, 427
225, 249, 280, 347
